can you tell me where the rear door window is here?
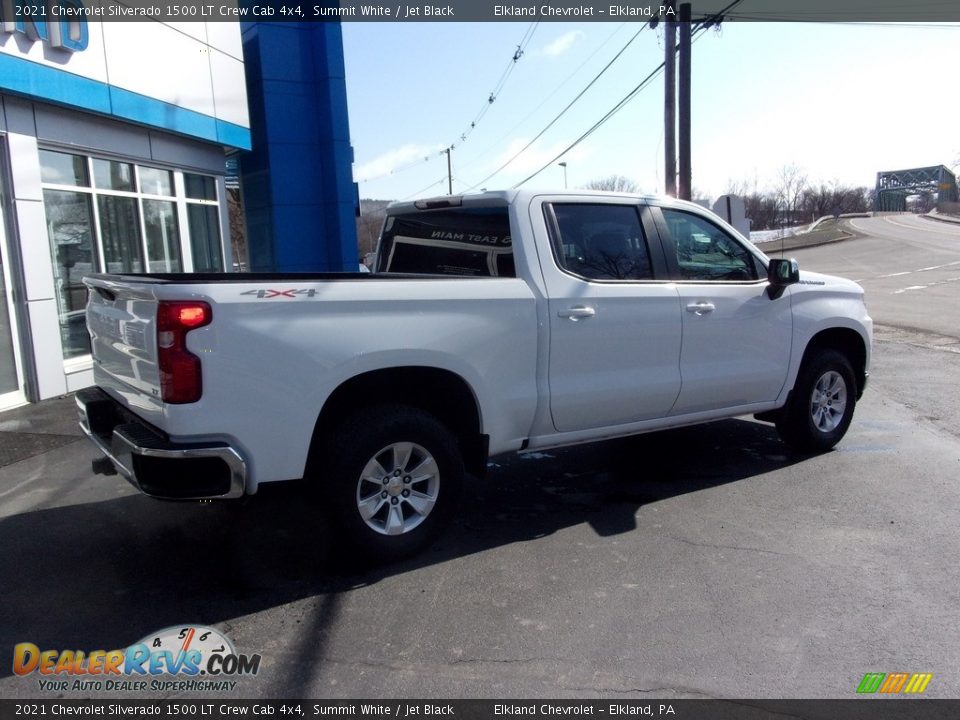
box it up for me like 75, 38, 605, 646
547, 203, 653, 281
377, 208, 514, 277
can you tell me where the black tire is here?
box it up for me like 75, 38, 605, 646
776, 349, 857, 453
319, 404, 463, 562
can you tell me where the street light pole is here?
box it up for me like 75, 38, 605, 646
445, 148, 453, 195
558, 161, 568, 189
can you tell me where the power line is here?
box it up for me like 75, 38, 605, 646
355, 146, 446, 184
511, 64, 666, 189
508, 0, 743, 189
462, 24, 650, 192
511, 16, 733, 190
456, 23, 630, 173
457, 22, 541, 147
356, 22, 539, 185
401, 176, 448, 202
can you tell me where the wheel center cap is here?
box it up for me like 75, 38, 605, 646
387, 478, 404, 496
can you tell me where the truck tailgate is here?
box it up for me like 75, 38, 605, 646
84, 276, 162, 401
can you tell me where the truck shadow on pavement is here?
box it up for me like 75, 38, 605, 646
0, 418, 806, 687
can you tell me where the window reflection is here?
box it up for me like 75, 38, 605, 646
188, 204, 223, 272
92, 159, 136, 192
39, 150, 89, 187
43, 189, 96, 358
144, 200, 182, 272
41, 153, 225, 361
98, 196, 144, 274
140, 167, 174, 197
185, 173, 216, 201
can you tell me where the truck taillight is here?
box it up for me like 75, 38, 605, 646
157, 301, 211, 404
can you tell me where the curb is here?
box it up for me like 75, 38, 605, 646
757, 230, 857, 254
920, 213, 960, 226
808, 213, 870, 232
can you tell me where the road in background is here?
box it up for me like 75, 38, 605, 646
787, 214, 960, 341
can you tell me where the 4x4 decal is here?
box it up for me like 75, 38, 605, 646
240, 289, 318, 299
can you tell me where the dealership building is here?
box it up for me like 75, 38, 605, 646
0, 15, 356, 410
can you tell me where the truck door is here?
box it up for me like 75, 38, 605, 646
650, 205, 793, 415
538, 199, 682, 432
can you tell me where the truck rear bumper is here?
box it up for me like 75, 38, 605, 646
77, 387, 246, 500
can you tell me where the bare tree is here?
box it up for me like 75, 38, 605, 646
774, 163, 808, 226
583, 175, 640, 193
691, 186, 713, 208
799, 181, 871, 220
227, 187, 248, 270
356, 199, 392, 259
725, 176, 777, 230
725, 171, 871, 230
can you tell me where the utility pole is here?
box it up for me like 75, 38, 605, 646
445, 147, 453, 195
678, 2, 692, 201
663, 1, 677, 197
558, 161, 568, 189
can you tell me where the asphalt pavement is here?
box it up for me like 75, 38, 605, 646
2, 213, 959, 701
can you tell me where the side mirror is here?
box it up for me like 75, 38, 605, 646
767, 258, 799, 299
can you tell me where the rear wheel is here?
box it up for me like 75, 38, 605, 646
776, 349, 857, 453
320, 404, 463, 562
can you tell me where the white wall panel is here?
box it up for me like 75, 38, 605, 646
26, 299, 68, 398
206, 18, 243, 61
210, 49, 250, 128
1, 19, 249, 137
101, 23, 216, 118
13, 200, 55, 302
7, 133, 42, 201
166, 22, 208, 43
0, 23, 108, 83
66, 367, 94, 393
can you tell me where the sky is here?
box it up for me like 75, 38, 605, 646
341, 21, 960, 202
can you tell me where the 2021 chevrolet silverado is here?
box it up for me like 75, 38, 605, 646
80, 191, 872, 558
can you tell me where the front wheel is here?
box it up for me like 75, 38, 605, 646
776, 349, 857, 453
320, 404, 464, 562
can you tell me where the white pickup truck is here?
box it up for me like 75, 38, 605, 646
80, 190, 872, 558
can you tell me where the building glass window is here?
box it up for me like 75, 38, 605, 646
43, 188, 97, 358
92, 159, 136, 192
39, 150, 89, 187
144, 200, 182, 272
40, 149, 226, 360
185, 173, 216, 200
140, 167, 173, 197
98, 195, 144, 274
185, 172, 223, 272
188, 205, 224, 272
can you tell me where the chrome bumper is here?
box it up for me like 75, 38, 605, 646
77, 387, 246, 500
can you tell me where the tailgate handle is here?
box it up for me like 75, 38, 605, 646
94, 287, 117, 302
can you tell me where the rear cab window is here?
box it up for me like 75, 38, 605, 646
376, 207, 514, 277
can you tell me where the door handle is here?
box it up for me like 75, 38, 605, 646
686, 302, 716, 315
557, 306, 596, 321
